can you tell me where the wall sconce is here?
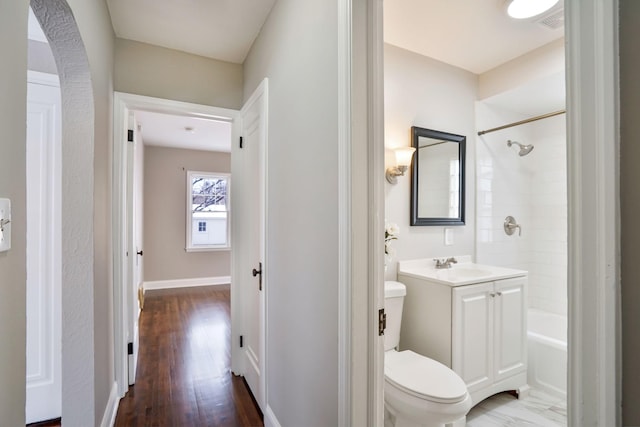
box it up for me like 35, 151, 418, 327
386, 147, 416, 184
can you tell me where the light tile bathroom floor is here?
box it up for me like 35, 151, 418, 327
467, 389, 566, 427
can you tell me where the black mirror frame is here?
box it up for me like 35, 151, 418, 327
410, 126, 466, 226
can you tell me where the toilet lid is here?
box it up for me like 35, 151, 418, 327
385, 350, 468, 404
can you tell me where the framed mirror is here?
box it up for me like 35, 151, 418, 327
410, 126, 466, 226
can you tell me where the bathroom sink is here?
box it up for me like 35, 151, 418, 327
447, 266, 494, 279
397, 257, 527, 286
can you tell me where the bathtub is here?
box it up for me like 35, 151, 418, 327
527, 309, 567, 398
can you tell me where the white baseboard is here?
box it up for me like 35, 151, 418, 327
264, 405, 282, 427
99, 381, 120, 427
143, 276, 231, 292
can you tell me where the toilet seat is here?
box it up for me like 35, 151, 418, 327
385, 350, 468, 404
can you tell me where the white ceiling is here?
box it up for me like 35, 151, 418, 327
384, 0, 564, 74
106, 0, 276, 64
134, 110, 232, 153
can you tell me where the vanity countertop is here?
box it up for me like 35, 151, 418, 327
397, 257, 527, 287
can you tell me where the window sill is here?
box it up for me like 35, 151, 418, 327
185, 247, 231, 253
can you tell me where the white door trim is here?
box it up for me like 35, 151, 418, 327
369, 0, 386, 424
112, 92, 238, 397
565, 0, 621, 425
338, 0, 352, 425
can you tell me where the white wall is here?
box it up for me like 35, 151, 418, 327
479, 38, 564, 100
243, 0, 340, 424
384, 44, 478, 280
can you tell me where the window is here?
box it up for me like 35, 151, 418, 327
186, 171, 230, 251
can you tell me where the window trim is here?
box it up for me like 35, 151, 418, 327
185, 170, 231, 252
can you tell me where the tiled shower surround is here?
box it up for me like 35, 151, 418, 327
476, 102, 567, 316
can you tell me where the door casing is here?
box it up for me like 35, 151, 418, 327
111, 93, 240, 397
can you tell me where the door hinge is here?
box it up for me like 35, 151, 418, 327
240, 335, 244, 348
378, 308, 386, 336
127, 342, 133, 355
239, 136, 244, 149
127, 129, 134, 142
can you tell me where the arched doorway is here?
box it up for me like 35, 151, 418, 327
30, 1, 96, 425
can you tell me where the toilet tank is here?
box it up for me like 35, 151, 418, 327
384, 281, 406, 351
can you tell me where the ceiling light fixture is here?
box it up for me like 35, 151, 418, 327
506, 0, 559, 19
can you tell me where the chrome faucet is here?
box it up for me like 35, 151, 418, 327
434, 257, 458, 269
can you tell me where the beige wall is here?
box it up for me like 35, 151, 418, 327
114, 38, 243, 109
0, 2, 28, 425
144, 146, 231, 282
1, 0, 115, 424
69, 2, 116, 422
620, 1, 640, 424
243, 0, 340, 424
384, 44, 478, 279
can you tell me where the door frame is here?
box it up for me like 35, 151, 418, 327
111, 92, 239, 397
564, 0, 621, 424
364, 0, 621, 425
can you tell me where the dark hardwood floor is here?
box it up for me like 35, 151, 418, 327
114, 285, 263, 427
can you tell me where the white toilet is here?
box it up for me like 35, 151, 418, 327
384, 281, 472, 427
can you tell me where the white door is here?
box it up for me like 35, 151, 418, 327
452, 282, 493, 393
25, 72, 62, 423
493, 277, 527, 382
233, 79, 268, 410
126, 118, 142, 385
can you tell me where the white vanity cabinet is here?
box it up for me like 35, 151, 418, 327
398, 268, 528, 406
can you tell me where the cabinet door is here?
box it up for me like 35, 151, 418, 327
493, 277, 527, 382
452, 282, 493, 393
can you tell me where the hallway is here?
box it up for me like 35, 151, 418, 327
114, 285, 263, 426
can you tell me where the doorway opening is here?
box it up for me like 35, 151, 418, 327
112, 93, 238, 397
112, 85, 269, 417
28, 0, 95, 425
374, 1, 620, 425
382, 1, 568, 422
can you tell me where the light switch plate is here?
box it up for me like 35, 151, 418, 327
444, 228, 453, 246
0, 198, 11, 252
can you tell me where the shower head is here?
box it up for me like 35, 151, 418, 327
507, 140, 534, 156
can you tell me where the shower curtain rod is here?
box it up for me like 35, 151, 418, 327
477, 109, 566, 136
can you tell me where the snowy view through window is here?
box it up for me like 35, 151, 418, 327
188, 173, 229, 249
